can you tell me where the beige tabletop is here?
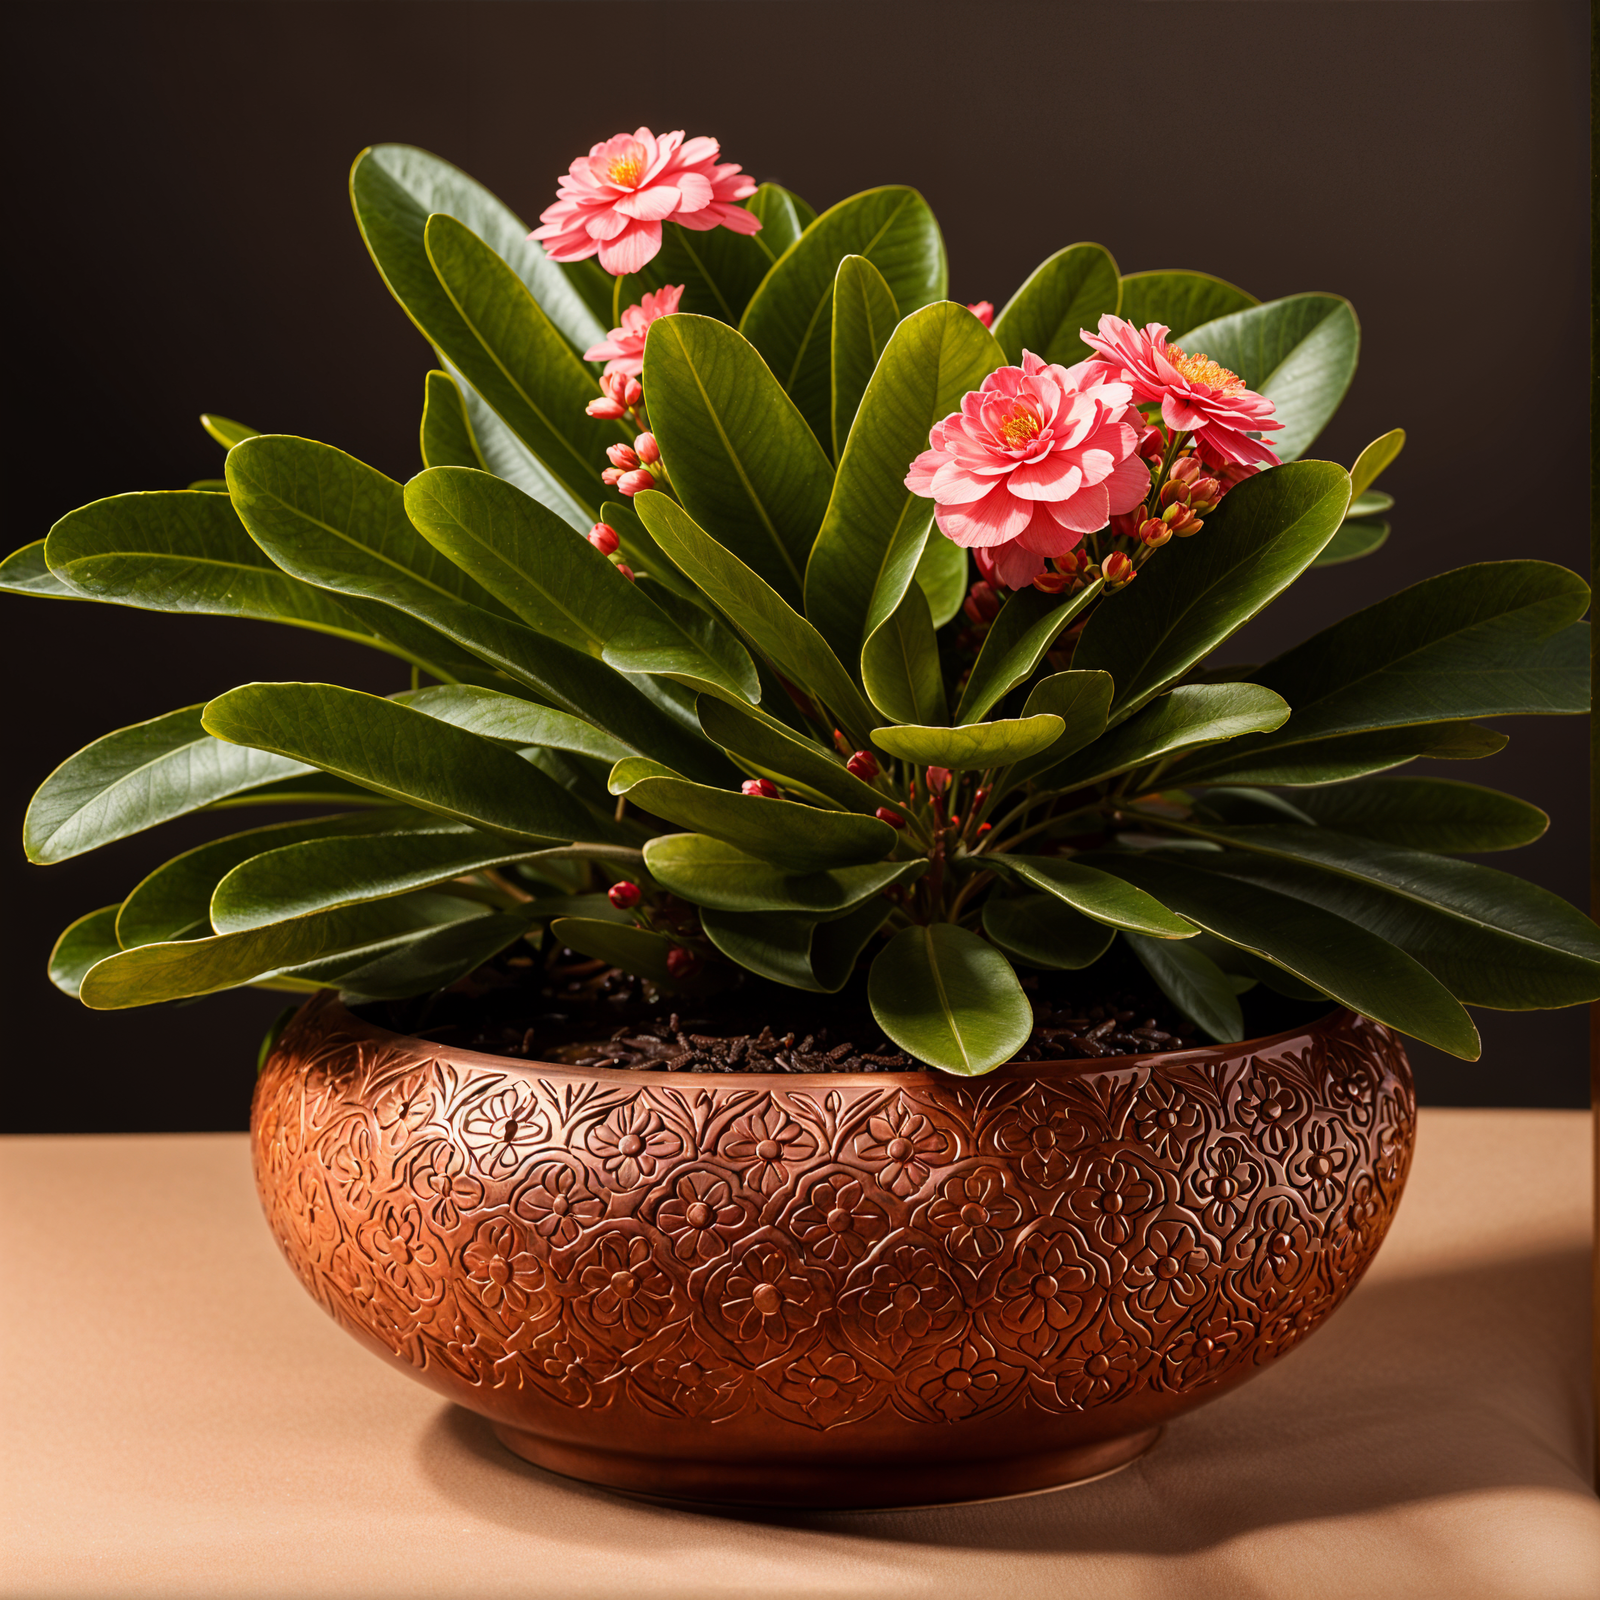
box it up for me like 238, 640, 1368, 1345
2, 1109, 1596, 1600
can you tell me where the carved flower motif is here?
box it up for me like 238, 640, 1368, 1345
1160, 1298, 1249, 1391
524, 1326, 609, 1406
1053, 1317, 1140, 1407
514, 1162, 608, 1247
652, 1169, 746, 1263
574, 1231, 676, 1345
703, 1236, 825, 1362
774, 1348, 879, 1429
992, 1226, 1102, 1356
840, 1241, 963, 1362
991, 1087, 1089, 1185
425, 1286, 498, 1384
1122, 1218, 1213, 1326
1322, 1040, 1379, 1128
785, 1173, 889, 1268
924, 1167, 1025, 1263
460, 1085, 548, 1178
1234, 1194, 1315, 1298
1233, 1070, 1303, 1156
288, 1164, 337, 1253
903, 1337, 1018, 1422
326, 1120, 381, 1210
854, 1104, 949, 1198
720, 1103, 817, 1195
1130, 1080, 1205, 1162
588, 1103, 682, 1190
355, 1201, 445, 1309
639, 1332, 743, 1420
462, 1218, 550, 1317
1187, 1139, 1262, 1235
1258, 1287, 1331, 1361
1064, 1152, 1160, 1249
372, 1067, 434, 1148
406, 1138, 485, 1231
1289, 1120, 1352, 1211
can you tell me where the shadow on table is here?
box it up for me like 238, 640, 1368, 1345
416, 1244, 1591, 1555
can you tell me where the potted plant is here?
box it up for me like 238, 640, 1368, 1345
8, 128, 1595, 1508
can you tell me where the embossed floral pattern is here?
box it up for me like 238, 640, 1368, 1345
721, 1104, 817, 1195
855, 1106, 950, 1197
840, 1240, 963, 1361
1065, 1151, 1162, 1249
923, 1166, 1025, 1262
407, 1138, 485, 1231
1131, 1079, 1207, 1162
462, 1218, 549, 1317
460, 1085, 547, 1178
991, 1226, 1101, 1357
703, 1235, 825, 1361
651, 1168, 747, 1262
514, 1162, 607, 1246
785, 1173, 888, 1267
1289, 1120, 1352, 1211
992, 1085, 1091, 1185
588, 1103, 682, 1190
772, 1347, 879, 1428
574, 1231, 676, 1345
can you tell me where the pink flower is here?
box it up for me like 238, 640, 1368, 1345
583, 285, 685, 377
904, 352, 1150, 589
1080, 314, 1283, 470
532, 128, 761, 277
966, 301, 995, 327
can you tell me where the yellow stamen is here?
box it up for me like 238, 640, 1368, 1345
999, 408, 1042, 446
1166, 345, 1244, 393
607, 150, 645, 187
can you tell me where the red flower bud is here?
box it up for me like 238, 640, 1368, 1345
1169, 455, 1202, 486
1033, 568, 1072, 594
614, 561, 636, 583
1162, 504, 1203, 537
962, 580, 1002, 626
977, 821, 991, 834
633, 431, 661, 465
587, 522, 620, 556
1188, 477, 1222, 514
617, 469, 656, 497
741, 778, 781, 799
601, 467, 624, 486
586, 396, 627, 420
1136, 423, 1167, 464
606, 443, 639, 471
1138, 517, 1172, 548
972, 787, 989, 810
966, 300, 995, 328
665, 946, 699, 980
1102, 551, 1136, 587
947, 813, 961, 830
1159, 477, 1189, 508
600, 372, 643, 409
925, 766, 952, 795
832, 728, 850, 755
846, 750, 879, 781
607, 881, 641, 909
875, 806, 907, 829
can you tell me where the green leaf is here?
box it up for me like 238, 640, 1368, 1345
614, 215, 774, 328
330, 912, 532, 1001
1173, 294, 1360, 461
1346, 492, 1394, 519
696, 695, 883, 812
609, 765, 897, 873
1113, 271, 1258, 341
1037, 682, 1290, 791
873, 713, 1064, 771
1077, 849, 1480, 1057
991, 243, 1120, 366
1000, 856, 1197, 937
403, 466, 758, 703
1181, 720, 1508, 785
830, 255, 902, 458
24, 705, 311, 865
740, 186, 947, 444
1004, 671, 1114, 788
633, 491, 881, 739
80, 892, 487, 1008
862, 583, 947, 726
1145, 826, 1600, 1012
202, 683, 609, 844
1073, 460, 1352, 721
914, 533, 968, 628
641, 313, 834, 607
1349, 427, 1405, 500
955, 582, 1103, 725
644, 833, 924, 913
397, 684, 631, 764
808, 301, 1003, 662
548, 917, 679, 984
1311, 519, 1388, 567
48, 906, 124, 998
1123, 930, 1244, 1044
981, 894, 1115, 971
702, 897, 894, 993
595, 497, 700, 602
1, 540, 84, 599
420, 370, 484, 470
200, 414, 261, 450
1290, 777, 1547, 853
747, 183, 815, 260
868, 923, 1032, 1075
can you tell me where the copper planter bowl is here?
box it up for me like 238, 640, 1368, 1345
252, 993, 1414, 1507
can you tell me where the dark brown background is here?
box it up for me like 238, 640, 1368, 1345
2, 0, 1589, 1131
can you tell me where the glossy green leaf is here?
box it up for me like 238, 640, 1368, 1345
955, 582, 1103, 725
595, 497, 699, 601
420, 370, 484, 470
641, 313, 833, 607
202, 683, 607, 844
981, 894, 1116, 971
862, 583, 946, 726
200, 414, 261, 450
80, 892, 486, 1009
740, 186, 947, 444
48, 906, 123, 998
1077, 849, 1479, 1057
696, 695, 882, 812
1349, 428, 1405, 500
1181, 720, 1508, 786
1310, 519, 1388, 567
331, 912, 532, 1001
397, 684, 631, 763
1000, 856, 1196, 937
830, 255, 902, 458
873, 713, 1063, 771
702, 896, 894, 993
1346, 492, 1394, 519
808, 301, 1003, 662
1173, 294, 1359, 461
1290, 777, 1547, 853
644, 833, 923, 914
633, 492, 880, 738
868, 923, 1031, 1075
549, 917, 678, 984
1073, 460, 1351, 721
1004, 672, 1114, 788
747, 183, 815, 259
914, 533, 968, 628
1123, 930, 1244, 1044
991, 243, 1120, 366
1037, 683, 1290, 791
1, 540, 84, 599
609, 764, 896, 873
1113, 271, 1257, 341
24, 705, 310, 865
403, 466, 758, 702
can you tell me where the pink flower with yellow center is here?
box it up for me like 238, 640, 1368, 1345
904, 351, 1150, 590
1080, 314, 1283, 469
583, 284, 686, 376
531, 128, 761, 277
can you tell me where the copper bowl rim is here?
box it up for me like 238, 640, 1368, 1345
310, 992, 1354, 1091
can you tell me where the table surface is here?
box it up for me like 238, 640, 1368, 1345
2, 1109, 1596, 1600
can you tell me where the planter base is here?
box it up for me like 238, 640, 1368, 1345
489, 1421, 1163, 1508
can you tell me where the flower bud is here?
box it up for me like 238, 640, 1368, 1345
1159, 477, 1189, 508
614, 561, 636, 583
616, 469, 656, 497
587, 522, 620, 555
966, 300, 995, 328
600, 372, 643, 409
665, 946, 699, 980
1138, 517, 1172, 548
1102, 551, 1136, 587
1108, 508, 1146, 542
606, 443, 639, 471
972, 787, 989, 810
1188, 477, 1222, 513
875, 806, 907, 829
924, 766, 952, 796
601, 467, 624, 486
962, 581, 1002, 626
846, 750, 879, 781
607, 881, 641, 910
1136, 422, 1167, 464
832, 728, 850, 755
633, 431, 661, 465
1033, 567, 1072, 594
741, 778, 781, 799
1162, 503, 1203, 537
1168, 455, 1202, 486
586, 396, 627, 420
